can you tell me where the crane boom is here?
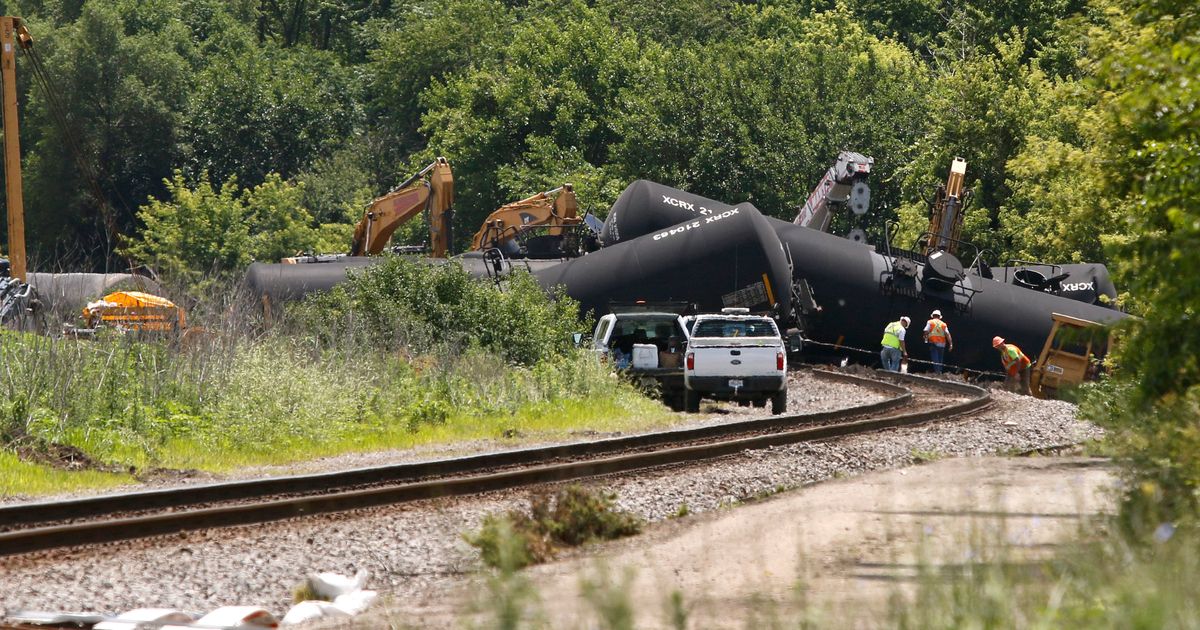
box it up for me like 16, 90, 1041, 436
2, 16, 31, 282
792, 151, 873, 232
923, 157, 971, 256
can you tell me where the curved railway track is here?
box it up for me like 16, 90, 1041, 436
0, 369, 990, 558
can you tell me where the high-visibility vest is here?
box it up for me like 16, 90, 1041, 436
926, 319, 948, 344
1000, 344, 1030, 375
881, 321, 904, 349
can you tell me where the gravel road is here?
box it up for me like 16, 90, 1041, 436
0, 373, 1099, 623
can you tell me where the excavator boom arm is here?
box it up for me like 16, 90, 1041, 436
349, 157, 454, 257
470, 184, 580, 251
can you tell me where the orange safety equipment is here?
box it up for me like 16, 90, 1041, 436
926, 319, 948, 344
999, 343, 1031, 376
992, 336, 1005, 348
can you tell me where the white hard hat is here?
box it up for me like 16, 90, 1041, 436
931, 309, 942, 317
900, 316, 911, 325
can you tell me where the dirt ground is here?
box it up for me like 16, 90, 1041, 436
382, 456, 1117, 629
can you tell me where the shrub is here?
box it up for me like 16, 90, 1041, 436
467, 485, 643, 569
290, 256, 586, 365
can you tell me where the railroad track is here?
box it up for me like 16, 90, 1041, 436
0, 369, 989, 558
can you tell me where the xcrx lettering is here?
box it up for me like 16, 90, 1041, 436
661, 195, 696, 211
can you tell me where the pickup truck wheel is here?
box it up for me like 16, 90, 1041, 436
665, 391, 685, 412
770, 389, 788, 415
684, 389, 701, 413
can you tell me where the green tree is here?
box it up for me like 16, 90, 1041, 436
1080, 0, 1200, 526
125, 171, 319, 290
17, 2, 191, 265
184, 43, 361, 185
365, 0, 512, 162
611, 4, 929, 221
892, 31, 1044, 257
419, 7, 657, 236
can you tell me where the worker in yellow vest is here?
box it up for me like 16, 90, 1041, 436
993, 336, 1032, 395
923, 310, 954, 374
880, 316, 910, 372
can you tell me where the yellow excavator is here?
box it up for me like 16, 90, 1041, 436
286, 157, 454, 263
469, 184, 594, 258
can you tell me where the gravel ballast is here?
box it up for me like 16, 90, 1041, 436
0, 377, 1099, 621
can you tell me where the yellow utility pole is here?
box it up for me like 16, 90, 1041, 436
1, 16, 27, 281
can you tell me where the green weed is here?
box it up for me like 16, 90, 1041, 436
467, 485, 643, 569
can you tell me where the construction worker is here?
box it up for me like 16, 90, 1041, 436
923, 310, 954, 374
993, 336, 1032, 395
880, 316, 910, 372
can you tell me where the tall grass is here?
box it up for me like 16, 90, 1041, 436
888, 523, 1200, 628
0, 330, 663, 484
0, 257, 672, 495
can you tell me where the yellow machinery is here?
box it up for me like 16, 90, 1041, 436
470, 184, 582, 253
923, 157, 972, 257
283, 158, 454, 263
1031, 312, 1110, 399
81, 291, 187, 333
2, 16, 31, 284
348, 157, 454, 258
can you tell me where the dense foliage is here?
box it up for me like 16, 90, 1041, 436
0, 0, 1197, 535
0, 0, 1133, 275
292, 256, 585, 365
1079, 0, 1200, 528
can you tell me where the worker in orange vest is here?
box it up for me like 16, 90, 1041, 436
923, 310, 954, 374
993, 336, 1031, 395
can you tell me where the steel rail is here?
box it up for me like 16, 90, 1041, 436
0, 370, 989, 557
0, 370, 906, 527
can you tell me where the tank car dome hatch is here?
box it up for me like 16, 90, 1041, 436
922, 250, 966, 287
1013, 268, 1047, 290
538, 202, 792, 320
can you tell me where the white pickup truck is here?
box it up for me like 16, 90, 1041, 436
683, 309, 788, 414
592, 308, 691, 411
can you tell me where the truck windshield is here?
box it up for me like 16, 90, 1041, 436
692, 318, 777, 338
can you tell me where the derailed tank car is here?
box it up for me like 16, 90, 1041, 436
601, 180, 735, 247
244, 255, 568, 313
766, 219, 1127, 371
990, 262, 1119, 309
536, 202, 793, 321
597, 180, 1128, 372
